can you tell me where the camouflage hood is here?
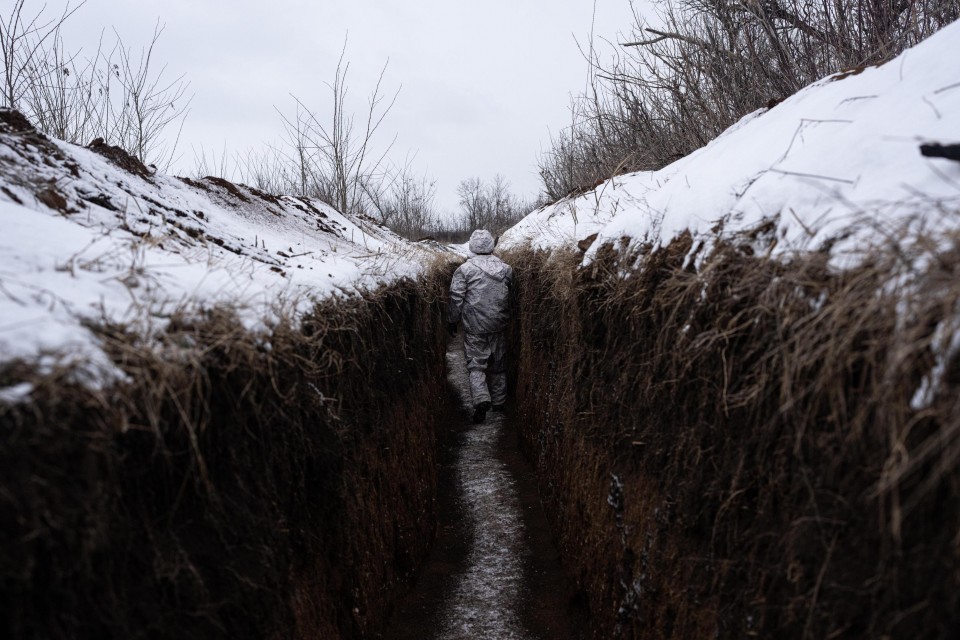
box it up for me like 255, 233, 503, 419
468, 229, 495, 255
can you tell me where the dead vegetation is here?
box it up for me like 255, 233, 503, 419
504, 228, 960, 638
540, 0, 960, 200
1, 0, 190, 170
0, 269, 457, 639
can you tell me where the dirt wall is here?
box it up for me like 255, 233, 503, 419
505, 239, 960, 639
0, 270, 457, 639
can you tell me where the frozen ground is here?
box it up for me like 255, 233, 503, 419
382, 335, 583, 640
435, 335, 533, 640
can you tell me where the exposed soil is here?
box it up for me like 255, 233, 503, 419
382, 335, 587, 640
497, 410, 589, 640
87, 137, 153, 178
0, 275, 457, 640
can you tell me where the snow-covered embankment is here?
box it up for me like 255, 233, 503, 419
0, 109, 456, 639
500, 20, 960, 640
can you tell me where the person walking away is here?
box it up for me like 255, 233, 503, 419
447, 229, 513, 423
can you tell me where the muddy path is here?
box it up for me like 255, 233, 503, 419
381, 335, 587, 640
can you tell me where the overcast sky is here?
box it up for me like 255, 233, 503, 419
59, 0, 650, 213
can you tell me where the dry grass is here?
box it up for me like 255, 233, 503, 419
0, 267, 457, 639
539, 0, 959, 200
504, 227, 960, 638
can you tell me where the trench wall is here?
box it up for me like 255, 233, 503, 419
0, 269, 456, 639
506, 240, 960, 639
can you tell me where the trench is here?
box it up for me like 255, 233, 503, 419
8, 243, 954, 639
381, 334, 586, 640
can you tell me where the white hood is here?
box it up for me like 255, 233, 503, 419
468, 229, 495, 255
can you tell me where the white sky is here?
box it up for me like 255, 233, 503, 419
57, 0, 650, 213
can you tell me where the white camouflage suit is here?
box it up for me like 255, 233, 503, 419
448, 230, 513, 408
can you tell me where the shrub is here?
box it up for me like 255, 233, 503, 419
539, 0, 960, 200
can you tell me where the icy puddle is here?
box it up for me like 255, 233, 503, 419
436, 338, 534, 640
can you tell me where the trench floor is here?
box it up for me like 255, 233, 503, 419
381, 335, 587, 640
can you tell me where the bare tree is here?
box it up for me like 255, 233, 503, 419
190, 42, 428, 237
367, 161, 438, 238
0, 0, 84, 109
276, 39, 399, 216
22, 28, 100, 142
1, 2, 190, 170
233, 144, 302, 196
454, 175, 530, 236
107, 23, 190, 168
457, 177, 487, 232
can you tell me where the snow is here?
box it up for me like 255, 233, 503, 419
0, 382, 33, 405
438, 337, 532, 640
500, 20, 960, 410
501, 19, 960, 267
0, 120, 439, 387
4, 19, 959, 397
911, 311, 960, 410
446, 241, 473, 258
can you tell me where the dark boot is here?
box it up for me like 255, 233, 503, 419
472, 401, 491, 424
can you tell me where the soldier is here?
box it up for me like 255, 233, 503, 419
447, 229, 513, 423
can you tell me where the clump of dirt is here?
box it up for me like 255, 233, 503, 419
0, 110, 81, 188
0, 109, 37, 135
177, 175, 256, 204
35, 185, 69, 213
87, 138, 153, 179
830, 64, 877, 81
248, 186, 283, 206
203, 176, 251, 202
